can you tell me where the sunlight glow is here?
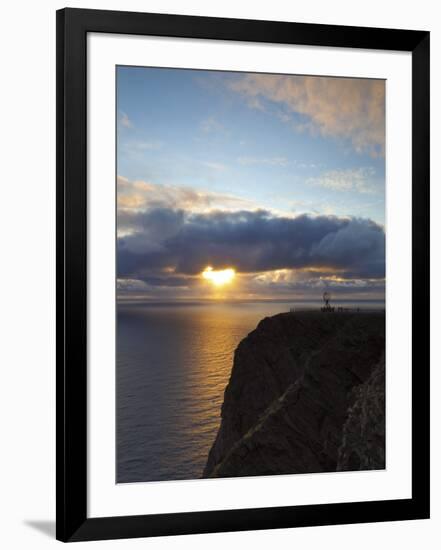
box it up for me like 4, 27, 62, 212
202, 266, 236, 287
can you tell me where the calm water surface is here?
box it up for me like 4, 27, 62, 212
116, 300, 383, 483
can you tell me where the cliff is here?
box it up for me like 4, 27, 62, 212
203, 311, 385, 478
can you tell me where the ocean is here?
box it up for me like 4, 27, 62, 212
116, 300, 384, 483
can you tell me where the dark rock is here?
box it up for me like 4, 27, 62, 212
337, 355, 385, 471
203, 311, 385, 478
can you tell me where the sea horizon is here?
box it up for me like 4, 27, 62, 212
116, 297, 386, 306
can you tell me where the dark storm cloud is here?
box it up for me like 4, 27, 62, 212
117, 208, 385, 285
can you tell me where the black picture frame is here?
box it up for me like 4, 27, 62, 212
56, 8, 430, 542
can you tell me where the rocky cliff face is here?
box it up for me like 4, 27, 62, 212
337, 355, 385, 471
203, 311, 385, 479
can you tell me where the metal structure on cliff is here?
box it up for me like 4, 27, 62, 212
321, 291, 335, 312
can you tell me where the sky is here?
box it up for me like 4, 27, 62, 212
116, 66, 385, 302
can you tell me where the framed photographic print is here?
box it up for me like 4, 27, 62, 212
56, 8, 430, 542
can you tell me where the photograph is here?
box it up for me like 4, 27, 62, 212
116, 66, 386, 484
0, 0, 434, 546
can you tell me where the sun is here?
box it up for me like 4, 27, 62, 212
202, 266, 236, 287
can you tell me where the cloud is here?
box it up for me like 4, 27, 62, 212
199, 116, 225, 133
228, 74, 385, 156
125, 140, 162, 151
237, 156, 289, 167
250, 268, 385, 297
119, 111, 132, 129
307, 167, 376, 194
117, 176, 251, 219
200, 161, 227, 172
117, 208, 385, 284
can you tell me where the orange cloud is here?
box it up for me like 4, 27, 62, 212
117, 176, 254, 214
229, 74, 385, 156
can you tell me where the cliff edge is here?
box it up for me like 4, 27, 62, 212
203, 311, 385, 478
